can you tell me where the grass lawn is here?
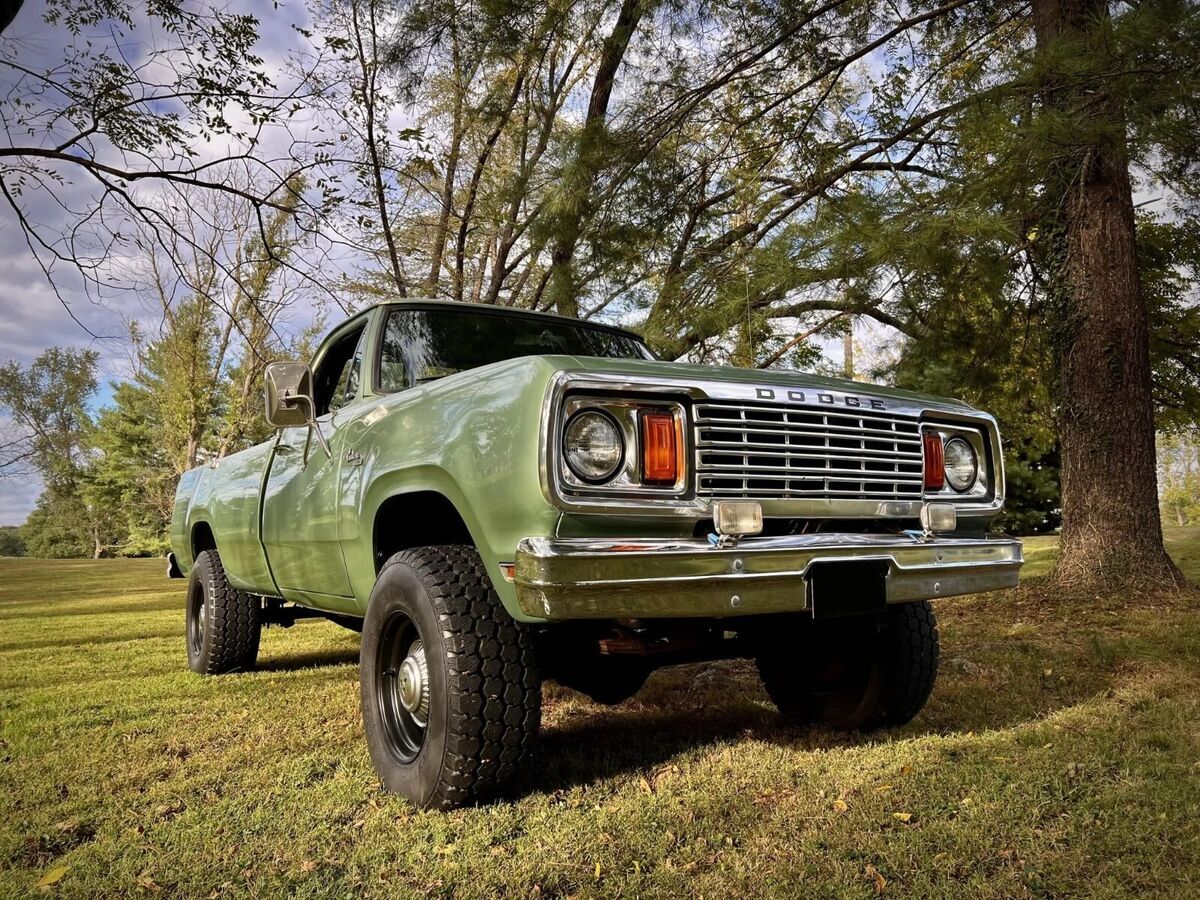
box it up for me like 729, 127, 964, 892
2, 529, 1199, 898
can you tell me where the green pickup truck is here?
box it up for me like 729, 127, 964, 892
169, 300, 1022, 808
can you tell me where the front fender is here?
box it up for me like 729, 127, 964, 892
341, 358, 564, 620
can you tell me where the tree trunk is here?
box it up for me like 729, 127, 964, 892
352, 0, 406, 298
843, 322, 854, 380
426, 22, 468, 298
545, 0, 648, 318
1032, 0, 1185, 591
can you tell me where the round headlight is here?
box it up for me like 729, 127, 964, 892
943, 437, 978, 492
563, 410, 623, 483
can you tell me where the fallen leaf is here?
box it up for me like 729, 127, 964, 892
37, 866, 68, 887
136, 872, 162, 892
594, 861, 601, 880
865, 863, 887, 894
900, 764, 913, 775
300, 860, 318, 873
874, 784, 895, 794
638, 777, 653, 795
833, 799, 849, 813
892, 812, 913, 823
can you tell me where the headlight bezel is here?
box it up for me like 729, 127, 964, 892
921, 423, 990, 500
556, 395, 689, 496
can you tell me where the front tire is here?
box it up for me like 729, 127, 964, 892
360, 546, 541, 809
756, 601, 939, 730
186, 549, 261, 674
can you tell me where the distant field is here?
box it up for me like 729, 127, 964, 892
2, 529, 1199, 898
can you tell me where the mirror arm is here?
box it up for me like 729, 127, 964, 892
291, 395, 331, 462
311, 419, 332, 461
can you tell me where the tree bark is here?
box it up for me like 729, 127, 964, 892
426, 20, 469, 298
544, 0, 648, 318
1032, 0, 1185, 590
351, 0, 406, 298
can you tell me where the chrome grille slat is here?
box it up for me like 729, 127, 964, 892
697, 440, 923, 460
695, 419, 922, 441
697, 464, 921, 479
693, 400, 924, 502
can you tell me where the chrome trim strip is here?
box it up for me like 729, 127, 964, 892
514, 533, 1023, 620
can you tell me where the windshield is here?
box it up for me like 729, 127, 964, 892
378, 307, 653, 390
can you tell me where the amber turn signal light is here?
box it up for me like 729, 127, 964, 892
922, 431, 945, 491
640, 412, 679, 484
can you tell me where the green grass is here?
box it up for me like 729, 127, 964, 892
2, 530, 1199, 898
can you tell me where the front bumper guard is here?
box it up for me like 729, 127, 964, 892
514, 532, 1023, 620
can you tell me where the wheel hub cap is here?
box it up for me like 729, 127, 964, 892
396, 640, 429, 727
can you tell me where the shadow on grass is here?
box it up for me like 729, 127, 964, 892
10, 598, 184, 620
516, 641, 1125, 797
256, 646, 360, 672
533, 700, 775, 792
1, 628, 183, 652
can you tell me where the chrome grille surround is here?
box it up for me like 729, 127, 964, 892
538, 370, 1006, 520
694, 400, 924, 501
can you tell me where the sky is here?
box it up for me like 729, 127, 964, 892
0, 0, 321, 525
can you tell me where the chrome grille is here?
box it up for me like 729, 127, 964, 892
694, 401, 924, 500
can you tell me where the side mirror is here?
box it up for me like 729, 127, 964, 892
264, 361, 315, 429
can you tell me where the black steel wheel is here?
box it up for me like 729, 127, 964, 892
374, 610, 429, 764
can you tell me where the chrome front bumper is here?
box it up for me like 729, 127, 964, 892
513, 533, 1023, 620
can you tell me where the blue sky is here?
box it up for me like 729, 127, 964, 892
0, 0, 316, 524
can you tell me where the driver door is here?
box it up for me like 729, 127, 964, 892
261, 321, 368, 602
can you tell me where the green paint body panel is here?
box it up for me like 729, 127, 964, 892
169, 303, 991, 623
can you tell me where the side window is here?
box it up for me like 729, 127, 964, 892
378, 310, 421, 391
333, 332, 366, 412
313, 325, 367, 416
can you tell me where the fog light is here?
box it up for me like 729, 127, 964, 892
920, 502, 957, 534
713, 501, 763, 537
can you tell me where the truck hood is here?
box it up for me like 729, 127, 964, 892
543, 355, 978, 413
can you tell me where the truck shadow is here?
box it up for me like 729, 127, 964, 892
250, 610, 1134, 799
527, 649, 1119, 796
256, 646, 360, 672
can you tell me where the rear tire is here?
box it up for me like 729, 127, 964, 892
360, 545, 541, 809
756, 601, 939, 730
186, 549, 261, 674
